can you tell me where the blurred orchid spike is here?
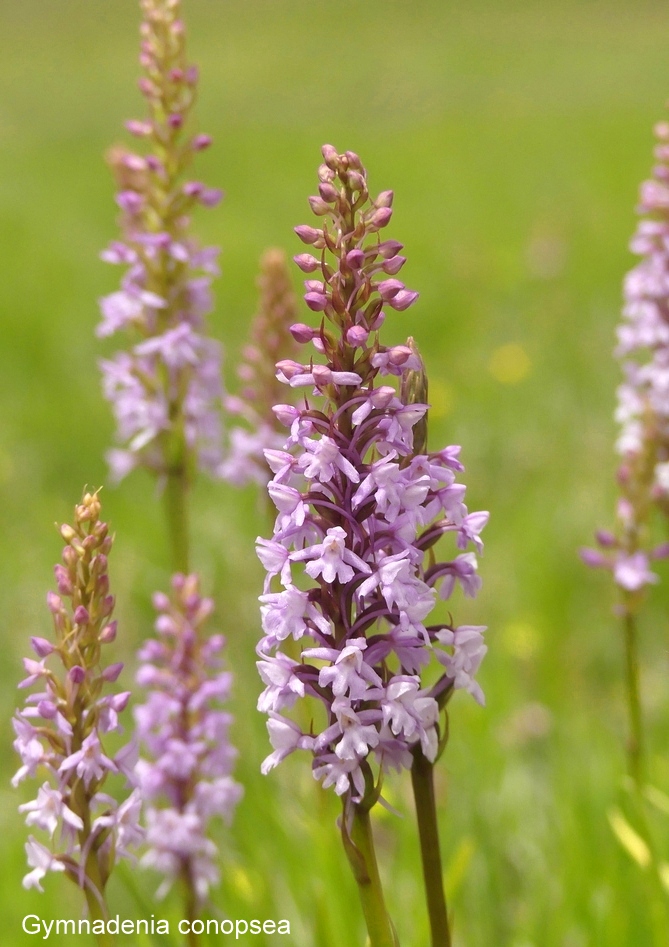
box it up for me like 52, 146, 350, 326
97, 0, 225, 492
582, 118, 669, 790
134, 573, 242, 910
219, 248, 302, 486
12, 492, 142, 918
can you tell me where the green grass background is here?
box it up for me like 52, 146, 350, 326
2, 0, 669, 944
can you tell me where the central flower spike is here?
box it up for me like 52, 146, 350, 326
255, 146, 488, 802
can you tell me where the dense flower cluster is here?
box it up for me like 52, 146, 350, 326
583, 121, 669, 591
12, 493, 141, 896
134, 573, 242, 901
256, 146, 488, 801
221, 248, 301, 486
98, 0, 224, 484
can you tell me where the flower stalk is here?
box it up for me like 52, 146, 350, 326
12, 492, 142, 944
255, 145, 488, 943
411, 748, 450, 947
98, 0, 227, 573
342, 801, 398, 947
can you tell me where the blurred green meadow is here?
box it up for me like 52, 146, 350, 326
3, 0, 669, 943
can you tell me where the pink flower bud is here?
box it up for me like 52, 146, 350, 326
304, 292, 328, 312
375, 190, 394, 208
595, 530, 617, 548
318, 163, 335, 183
152, 591, 171, 612
388, 289, 419, 311
69, 666, 86, 685
102, 663, 124, 683
31, 637, 55, 658
378, 279, 405, 301
275, 359, 303, 380
116, 191, 144, 213
377, 240, 404, 259
381, 255, 406, 275
192, 134, 213, 150
74, 606, 90, 625
346, 326, 369, 346
346, 249, 365, 270
308, 195, 330, 216
46, 592, 63, 615
294, 253, 320, 273
125, 120, 152, 137
200, 188, 223, 207
100, 621, 118, 643
122, 153, 147, 172
38, 700, 58, 719
101, 595, 115, 617
371, 386, 396, 408
368, 207, 393, 231
295, 225, 322, 246
321, 144, 339, 169
318, 182, 338, 202
290, 323, 316, 343
347, 171, 365, 192
273, 404, 300, 426
168, 113, 183, 129
54, 565, 73, 595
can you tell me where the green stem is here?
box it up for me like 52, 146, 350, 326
81, 869, 114, 947
342, 803, 398, 947
411, 751, 451, 947
164, 464, 190, 574
623, 609, 644, 788
181, 864, 200, 947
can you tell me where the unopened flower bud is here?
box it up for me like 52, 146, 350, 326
308, 196, 331, 216
100, 621, 118, 643
125, 119, 152, 137
377, 240, 404, 259
46, 592, 63, 615
102, 663, 124, 683
295, 225, 323, 246
318, 163, 335, 183
388, 289, 419, 311
346, 249, 365, 270
304, 292, 328, 312
74, 606, 90, 626
192, 134, 213, 151
378, 279, 405, 301
318, 182, 338, 203
31, 637, 55, 658
294, 253, 320, 273
290, 323, 316, 343
321, 144, 339, 169
69, 666, 86, 685
38, 700, 58, 719
346, 326, 369, 346
381, 255, 406, 275
60, 525, 76, 544
368, 206, 393, 231
347, 171, 365, 192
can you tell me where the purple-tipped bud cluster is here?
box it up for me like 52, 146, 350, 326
12, 493, 141, 895
256, 147, 488, 802
98, 0, 224, 484
583, 121, 669, 595
220, 249, 302, 486
134, 573, 242, 902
